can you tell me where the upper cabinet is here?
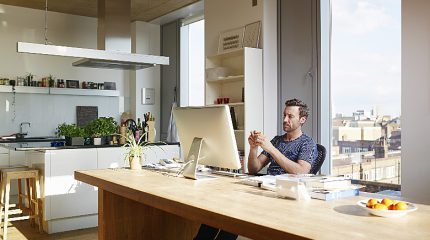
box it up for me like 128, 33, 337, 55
205, 47, 263, 172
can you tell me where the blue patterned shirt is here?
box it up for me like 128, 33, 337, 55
261, 134, 317, 175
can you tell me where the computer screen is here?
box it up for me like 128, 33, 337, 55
173, 105, 241, 179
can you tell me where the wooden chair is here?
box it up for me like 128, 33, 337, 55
0, 167, 42, 240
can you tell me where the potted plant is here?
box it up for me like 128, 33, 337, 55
57, 123, 85, 146
86, 119, 104, 145
121, 130, 165, 170
48, 74, 56, 87
86, 117, 117, 145
100, 117, 118, 144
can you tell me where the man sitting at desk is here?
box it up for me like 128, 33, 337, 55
194, 98, 317, 240
248, 98, 317, 175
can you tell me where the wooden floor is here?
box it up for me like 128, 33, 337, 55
3, 220, 97, 240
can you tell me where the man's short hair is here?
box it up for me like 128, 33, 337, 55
285, 98, 309, 119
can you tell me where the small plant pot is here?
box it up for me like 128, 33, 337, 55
84, 137, 92, 145
129, 156, 141, 170
93, 137, 102, 145
65, 137, 73, 146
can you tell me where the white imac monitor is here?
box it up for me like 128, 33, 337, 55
173, 105, 241, 179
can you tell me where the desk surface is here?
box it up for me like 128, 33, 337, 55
75, 169, 430, 240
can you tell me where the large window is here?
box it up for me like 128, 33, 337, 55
330, 0, 401, 185
180, 19, 205, 107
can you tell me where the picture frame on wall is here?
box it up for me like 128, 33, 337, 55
66, 80, 80, 88
217, 27, 245, 54
243, 21, 261, 48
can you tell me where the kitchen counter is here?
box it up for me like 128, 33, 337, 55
0, 142, 181, 234
0, 142, 179, 151
0, 137, 64, 143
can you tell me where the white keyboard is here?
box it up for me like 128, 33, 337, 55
212, 170, 247, 178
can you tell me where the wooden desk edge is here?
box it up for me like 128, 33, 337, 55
74, 170, 308, 240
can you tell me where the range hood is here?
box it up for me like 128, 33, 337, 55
17, 0, 169, 70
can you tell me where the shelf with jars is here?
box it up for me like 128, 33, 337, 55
0, 85, 119, 97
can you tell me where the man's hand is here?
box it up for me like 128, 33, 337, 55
248, 130, 261, 148
254, 132, 273, 152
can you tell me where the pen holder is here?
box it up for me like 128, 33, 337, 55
147, 121, 155, 143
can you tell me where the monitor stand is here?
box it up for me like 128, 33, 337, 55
182, 137, 215, 180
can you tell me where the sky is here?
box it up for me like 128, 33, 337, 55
331, 0, 401, 118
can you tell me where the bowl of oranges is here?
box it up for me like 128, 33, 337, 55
357, 198, 418, 218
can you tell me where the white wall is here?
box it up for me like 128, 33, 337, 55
204, 0, 263, 57
131, 21, 161, 141
262, 0, 278, 139
0, 4, 126, 136
0, 4, 162, 137
402, 0, 430, 204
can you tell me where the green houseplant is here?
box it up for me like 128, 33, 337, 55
48, 74, 55, 87
86, 117, 118, 145
121, 130, 165, 170
57, 123, 85, 146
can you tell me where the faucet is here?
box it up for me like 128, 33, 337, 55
20, 122, 31, 136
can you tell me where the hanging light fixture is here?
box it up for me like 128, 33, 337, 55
17, 0, 169, 70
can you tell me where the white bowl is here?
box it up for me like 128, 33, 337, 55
357, 199, 418, 218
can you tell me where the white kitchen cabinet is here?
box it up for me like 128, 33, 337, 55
45, 149, 98, 220
0, 154, 8, 166
7, 144, 181, 234
9, 149, 27, 166
97, 147, 127, 169
141, 144, 181, 164
97, 145, 181, 168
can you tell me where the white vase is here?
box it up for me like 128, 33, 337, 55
129, 156, 141, 170
93, 137, 102, 145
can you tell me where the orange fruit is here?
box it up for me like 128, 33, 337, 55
367, 198, 378, 208
395, 202, 408, 210
381, 198, 393, 207
388, 204, 396, 210
373, 203, 388, 210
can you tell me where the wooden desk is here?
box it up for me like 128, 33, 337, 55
75, 169, 430, 240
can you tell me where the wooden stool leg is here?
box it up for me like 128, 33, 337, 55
17, 179, 23, 212
3, 178, 11, 240
28, 179, 35, 227
34, 175, 42, 233
0, 176, 5, 232
38, 198, 43, 233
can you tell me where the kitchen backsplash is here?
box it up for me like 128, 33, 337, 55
0, 93, 121, 137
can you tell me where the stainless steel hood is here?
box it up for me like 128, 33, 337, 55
17, 0, 169, 70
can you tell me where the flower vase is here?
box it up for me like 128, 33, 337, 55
129, 156, 141, 170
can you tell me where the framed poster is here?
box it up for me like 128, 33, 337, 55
243, 21, 261, 48
218, 27, 244, 54
66, 80, 80, 88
